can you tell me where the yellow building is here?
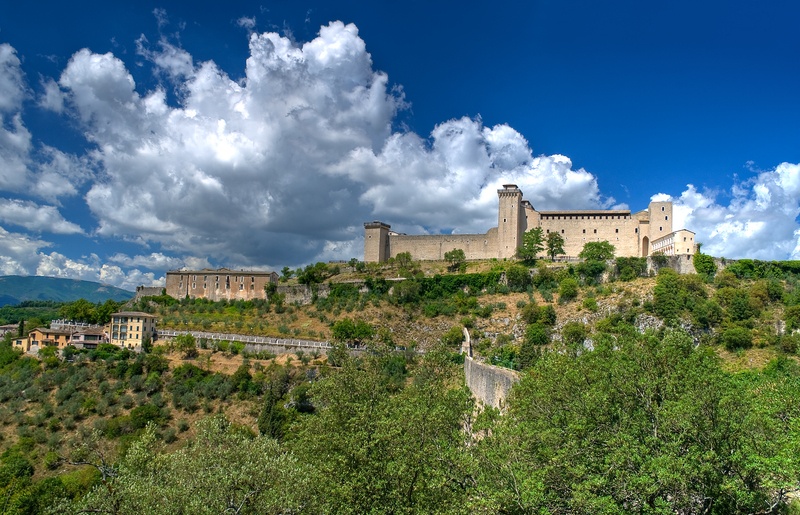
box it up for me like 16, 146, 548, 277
109, 312, 158, 349
13, 328, 72, 353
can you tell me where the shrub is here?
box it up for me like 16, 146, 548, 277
694, 252, 717, 280
562, 322, 589, 347
558, 278, 579, 302
721, 327, 753, 351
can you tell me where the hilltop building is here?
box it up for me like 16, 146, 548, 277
165, 268, 279, 302
364, 184, 695, 262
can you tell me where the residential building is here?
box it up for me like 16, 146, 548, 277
109, 312, 158, 349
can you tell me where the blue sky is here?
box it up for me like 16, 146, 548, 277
0, 1, 799, 289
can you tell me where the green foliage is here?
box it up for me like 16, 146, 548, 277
693, 251, 717, 280
579, 240, 615, 261
561, 321, 588, 348
615, 256, 648, 281
474, 329, 800, 513
171, 333, 197, 358
558, 277, 579, 302
504, 264, 531, 292
330, 318, 374, 345
66, 417, 311, 514
289, 348, 473, 513
440, 325, 464, 347
721, 326, 753, 351
653, 268, 683, 323
394, 251, 413, 270
545, 231, 565, 260
297, 262, 337, 285
444, 248, 466, 272
516, 227, 544, 264
59, 298, 124, 324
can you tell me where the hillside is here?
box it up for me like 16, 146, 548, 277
4, 255, 800, 512
0, 275, 133, 306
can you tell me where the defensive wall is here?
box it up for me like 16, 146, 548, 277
366, 184, 694, 263
464, 356, 520, 410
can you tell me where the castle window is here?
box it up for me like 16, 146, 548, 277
546, 229, 550, 234
635, 228, 639, 233
503, 218, 507, 223
582, 229, 586, 234
665, 216, 669, 220
615, 228, 619, 233
561, 229, 565, 234
661, 206, 665, 211
594, 229, 597, 234
659, 226, 663, 231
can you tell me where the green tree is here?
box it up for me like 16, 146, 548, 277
331, 318, 374, 345
578, 240, 615, 261
545, 231, 565, 261
59, 298, 97, 324
505, 264, 531, 292
693, 250, 717, 280
289, 348, 473, 513
395, 251, 413, 270
444, 248, 466, 272
558, 277, 579, 302
172, 333, 197, 358
516, 227, 544, 264
64, 417, 312, 514
473, 329, 800, 513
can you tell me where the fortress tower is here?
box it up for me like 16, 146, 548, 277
363, 221, 391, 263
496, 184, 524, 259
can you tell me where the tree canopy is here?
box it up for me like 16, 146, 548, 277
545, 231, 565, 260
579, 240, 616, 261
516, 227, 544, 264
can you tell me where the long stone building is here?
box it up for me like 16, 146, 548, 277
165, 268, 279, 301
364, 184, 695, 262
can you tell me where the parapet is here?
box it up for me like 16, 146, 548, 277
364, 221, 391, 230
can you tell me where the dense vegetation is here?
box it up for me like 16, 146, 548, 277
3, 325, 800, 513
4, 253, 800, 512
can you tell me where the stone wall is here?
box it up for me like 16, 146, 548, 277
388, 229, 499, 261
463, 356, 520, 410
365, 184, 688, 263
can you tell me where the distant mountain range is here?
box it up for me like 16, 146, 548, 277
0, 276, 134, 306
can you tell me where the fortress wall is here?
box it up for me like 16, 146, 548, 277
464, 356, 520, 409
388, 229, 499, 261
539, 215, 643, 257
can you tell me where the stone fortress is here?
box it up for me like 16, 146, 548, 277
364, 184, 695, 263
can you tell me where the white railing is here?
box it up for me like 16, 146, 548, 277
157, 329, 332, 350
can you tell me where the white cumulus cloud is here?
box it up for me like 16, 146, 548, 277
655, 162, 800, 260
0, 198, 84, 234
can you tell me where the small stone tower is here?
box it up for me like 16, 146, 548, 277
497, 184, 524, 259
364, 221, 391, 263
648, 201, 673, 241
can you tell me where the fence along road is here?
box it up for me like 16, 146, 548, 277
158, 329, 332, 350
